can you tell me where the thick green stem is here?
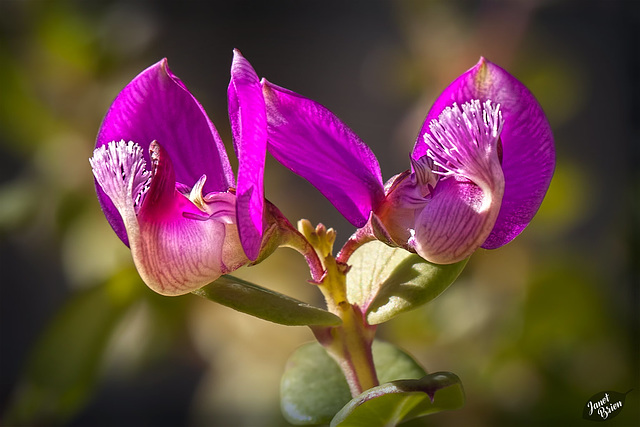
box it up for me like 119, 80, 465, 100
327, 303, 379, 396
301, 220, 379, 397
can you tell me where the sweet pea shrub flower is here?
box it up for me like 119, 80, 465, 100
90, 53, 270, 296
262, 57, 555, 264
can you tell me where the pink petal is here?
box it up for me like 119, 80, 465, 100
228, 50, 267, 260
134, 143, 247, 295
263, 81, 384, 227
413, 176, 503, 264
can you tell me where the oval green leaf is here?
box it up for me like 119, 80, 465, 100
280, 340, 427, 425
346, 241, 468, 325
192, 275, 341, 326
281, 342, 352, 425
330, 372, 465, 427
372, 340, 426, 384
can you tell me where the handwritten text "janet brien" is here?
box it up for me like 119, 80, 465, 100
586, 393, 623, 420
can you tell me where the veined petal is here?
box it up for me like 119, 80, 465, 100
263, 81, 384, 227
413, 57, 555, 249
228, 49, 267, 261
96, 58, 234, 245
133, 142, 247, 296
412, 176, 503, 264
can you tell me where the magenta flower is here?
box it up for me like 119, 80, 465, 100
262, 58, 555, 264
90, 54, 269, 295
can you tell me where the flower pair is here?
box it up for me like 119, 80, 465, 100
91, 52, 275, 296
91, 52, 554, 297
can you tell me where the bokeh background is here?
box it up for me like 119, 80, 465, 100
1, 0, 638, 426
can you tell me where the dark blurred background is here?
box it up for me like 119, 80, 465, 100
1, 0, 638, 426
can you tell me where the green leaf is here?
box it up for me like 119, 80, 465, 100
281, 342, 352, 425
281, 340, 427, 425
330, 372, 465, 427
372, 341, 426, 384
192, 275, 341, 326
346, 241, 468, 325
3, 269, 141, 426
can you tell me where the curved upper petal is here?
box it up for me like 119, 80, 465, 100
228, 49, 267, 261
95, 59, 235, 245
263, 81, 384, 227
413, 58, 555, 249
